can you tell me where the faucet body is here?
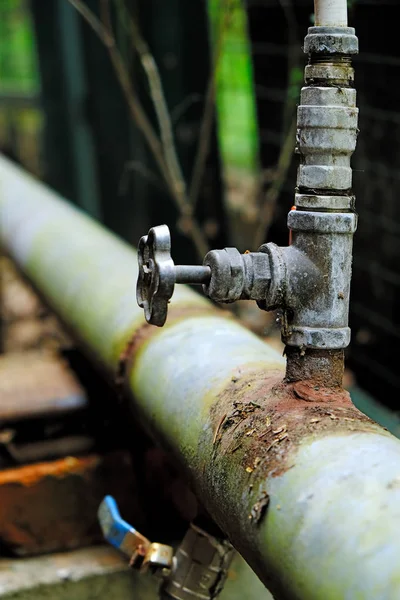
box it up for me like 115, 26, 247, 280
137, 26, 359, 388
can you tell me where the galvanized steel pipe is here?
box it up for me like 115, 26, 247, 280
1, 157, 400, 599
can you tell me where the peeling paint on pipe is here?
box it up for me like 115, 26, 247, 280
1, 157, 400, 599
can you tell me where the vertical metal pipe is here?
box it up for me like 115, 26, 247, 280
285, 8, 358, 383
314, 0, 348, 27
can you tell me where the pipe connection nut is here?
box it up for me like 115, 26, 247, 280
296, 86, 358, 192
203, 248, 271, 303
304, 26, 359, 55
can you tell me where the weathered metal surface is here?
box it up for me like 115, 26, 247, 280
295, 192, 354, 211
136, 27, 359, 362
304, 26, 358, 54
284, 210, 356, 350
1, 158, 400, 598
279, 26, 359, 366
137, 225, 212, 326
0, 451, 139, 556
284, 347, 344, 387
130, 323, 398, 600
296, 83, 358, 190
203, 247, 272, 303
0, 351, 87, 422
162, 523, 234, 600
304, 60, 355, 86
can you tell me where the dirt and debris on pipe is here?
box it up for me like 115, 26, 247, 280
1, 157, 400, 599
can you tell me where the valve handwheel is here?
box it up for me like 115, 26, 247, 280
137, 225, 175, 327
137, 224, 212, 326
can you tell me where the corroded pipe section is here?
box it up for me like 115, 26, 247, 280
1, 157, 400, 599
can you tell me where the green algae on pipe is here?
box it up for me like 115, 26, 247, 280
1, 156, 400, 599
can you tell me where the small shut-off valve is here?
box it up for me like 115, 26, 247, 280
98, 496, 234, 600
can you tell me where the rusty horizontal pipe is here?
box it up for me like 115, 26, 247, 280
1, 156, 400, 599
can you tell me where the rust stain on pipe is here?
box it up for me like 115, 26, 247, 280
285, 347, 345, 388
209, 366, 377, 491
116, 304, 231, 388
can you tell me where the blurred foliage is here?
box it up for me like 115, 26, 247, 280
0, 0, 42, 176
287, 66, 303, 101
208, 0, 259, 176
0, 0, 39, 92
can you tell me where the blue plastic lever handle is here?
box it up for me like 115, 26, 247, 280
98, 495, 135, 554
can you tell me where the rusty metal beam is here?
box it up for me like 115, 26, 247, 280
1, 156, 400, 599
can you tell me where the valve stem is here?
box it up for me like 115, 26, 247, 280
174, 265, 211, 285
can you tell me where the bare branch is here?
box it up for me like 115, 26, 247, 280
114, 0, 188, 210
67, 0, 113, 46
118, 160, 164, 196
66, 0, 210, 259
112, 1, 210, 257
67, 0, 172, 198
100, 0, 174, 188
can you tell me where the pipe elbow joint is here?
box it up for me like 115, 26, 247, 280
203, 248, 272, 303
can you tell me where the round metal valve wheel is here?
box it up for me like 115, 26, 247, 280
137, 225, 175, 326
